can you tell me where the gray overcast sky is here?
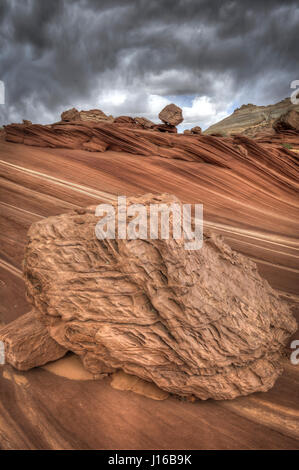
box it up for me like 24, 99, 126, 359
0, 0, 298, 130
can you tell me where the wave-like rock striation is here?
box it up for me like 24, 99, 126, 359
3, 118, 299, 197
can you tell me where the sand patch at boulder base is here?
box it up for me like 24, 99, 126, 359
42, 353, 94, 381
42, 354, 169, 400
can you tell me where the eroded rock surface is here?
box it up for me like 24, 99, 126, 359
2, 193, 294, 400
0, 309, 67, 370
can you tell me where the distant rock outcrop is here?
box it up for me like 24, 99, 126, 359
0, 194, 296, 400
159, 103, 183, 126
184, 126, 202, 135
191, 126, 202, 135
274, 109, 299, 132
61, 107, 114, 123
204, 98, 299, 137
61, 107, 80, 122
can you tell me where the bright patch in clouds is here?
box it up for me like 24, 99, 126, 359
100, 90, 127, 106
147, 94, 170, 115
181, 96, 230, 131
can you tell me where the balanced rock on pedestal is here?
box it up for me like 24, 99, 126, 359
159, 104, 183, 126
0, 194, 296, 400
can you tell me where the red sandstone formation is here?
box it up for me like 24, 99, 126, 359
4, 120, 299, 192
159, 103, 183, 126
0, 194, 296, 400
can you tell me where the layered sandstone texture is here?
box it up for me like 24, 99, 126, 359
204, 97, 299, 137
1, 194, 296, 400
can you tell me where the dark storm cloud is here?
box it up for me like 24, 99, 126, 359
0, 0, 298, 127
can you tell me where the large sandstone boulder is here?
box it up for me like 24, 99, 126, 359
159, 104, 183, 126
0, 194, 295, 400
